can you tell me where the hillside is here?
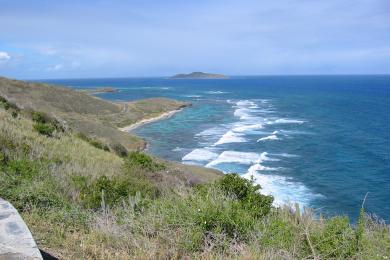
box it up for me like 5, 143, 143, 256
0, 77, 389, 259
0, 77, 189, 150
170, 71, 228, 79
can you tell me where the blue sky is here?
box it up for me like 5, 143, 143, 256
0, 0, 389, 79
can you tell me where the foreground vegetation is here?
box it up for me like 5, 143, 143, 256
1, 98, 389, 259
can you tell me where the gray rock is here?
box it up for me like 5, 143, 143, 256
0, 198, 42, 259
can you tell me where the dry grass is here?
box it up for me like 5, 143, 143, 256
0, 77, 188, 150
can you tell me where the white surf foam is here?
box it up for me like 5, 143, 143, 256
205, 91, 228, 94
270, 118, 306, 124
233, 108, 253, 119
278, 130, 313, 135
184, 95, 202, 98
206, 151, 276, 167
257, 134, 280, 142
133, 86, 172, 90
213, 131, 246, 146
232, 123, 264, 133
236, 100, 256, 107
182, 148, 219, 162
247, 163, 279, 172
196, 126, 227, 137
271, 153, 300, 158
242, 167, 322, 207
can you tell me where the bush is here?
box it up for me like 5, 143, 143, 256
158, 175, 274, 252
12, 182, 67, 210
5, 159, 39, 181
260, 217, 295, 250
194, 193, 257, 241
32, 111, 48, 123
310, 216, 356, 258
31, 111, 64, 135
217, 173, 273, 218
73, 174, 158, 209
0, 96, 18, 111
0, 158, 67, 211
110, 142, 128, 157
125, 151, 165, 171
77, 133, 110, 151
34, 122, 56, 137
11, 111, 18, 118
0, 151, 6, 165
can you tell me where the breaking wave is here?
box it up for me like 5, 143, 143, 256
182, 148, 219, 162
180, 98, 320, 208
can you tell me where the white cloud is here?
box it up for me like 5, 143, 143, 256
47, 64, 63, 71
0, 51, 11, 61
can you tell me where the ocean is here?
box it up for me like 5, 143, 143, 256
43, 75, 390, 222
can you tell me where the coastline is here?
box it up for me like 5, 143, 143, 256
119, 108, 183, 132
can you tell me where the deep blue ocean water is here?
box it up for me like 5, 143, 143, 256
43, 75, 390, 222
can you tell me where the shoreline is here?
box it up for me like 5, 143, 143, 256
119, 108, 183, 132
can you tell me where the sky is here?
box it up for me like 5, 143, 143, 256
0, 0, 389, 79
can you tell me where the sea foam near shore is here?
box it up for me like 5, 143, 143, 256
181, 98, 319, 207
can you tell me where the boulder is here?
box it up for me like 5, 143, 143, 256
0, 198, 42, 259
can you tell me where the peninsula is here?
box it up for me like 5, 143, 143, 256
170, 71, 228, 79
0, 77, 189, 150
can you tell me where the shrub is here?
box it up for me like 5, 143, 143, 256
311, 216, 356, 258
217, 173, 273, 218
90, 140, 110, 151
0, 96, 17, 111
77, 133, 110, 151
158, 175, 274, 252
125, 151, 165, 171
5, 159, 39, 181
32, 111, 48, 123
31, 111, 64, 135
11, 111, 18, 118
0, 151, 6, 165
12, 181, 67, 210
194, 193, 256, 241
110, 142, 128, 157
0, 158, 67, 211
260, 217, 295, 250
74, 174, 158, 209
34, 122, 56, 137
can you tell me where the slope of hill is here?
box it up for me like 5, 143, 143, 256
0, 77, 189, 150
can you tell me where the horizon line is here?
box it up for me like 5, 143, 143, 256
19, 73, 390, 82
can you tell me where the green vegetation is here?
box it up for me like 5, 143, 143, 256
30, 111, 63, 137
76, 133, 110, 151
109, 142, 128, 157
0, 91, 389, 259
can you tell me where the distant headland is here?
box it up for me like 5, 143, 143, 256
170, 72, 228, 79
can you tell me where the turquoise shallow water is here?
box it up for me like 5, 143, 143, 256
44, 75, 390, 222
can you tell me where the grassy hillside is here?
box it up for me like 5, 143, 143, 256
0, 77, 189, 150
0, 79, 389, 259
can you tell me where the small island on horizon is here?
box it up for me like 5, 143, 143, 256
170, 71, 228, 79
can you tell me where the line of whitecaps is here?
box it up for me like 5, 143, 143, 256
181, 99, 323, 207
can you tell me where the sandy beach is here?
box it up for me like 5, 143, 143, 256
119, 108, 183, 132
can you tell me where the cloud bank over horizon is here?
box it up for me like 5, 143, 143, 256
0, 0, 389, 79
